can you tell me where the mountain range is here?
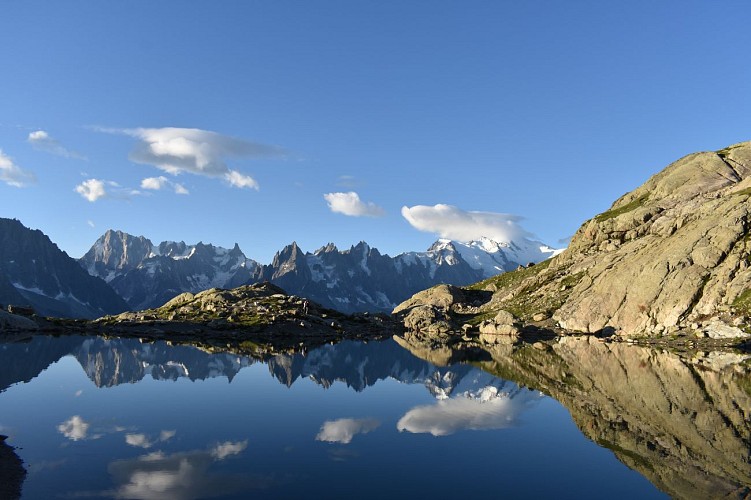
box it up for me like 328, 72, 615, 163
79, 230, 260, 311
79, 230, 559, 313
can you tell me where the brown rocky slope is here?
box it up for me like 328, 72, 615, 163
395, 140, 751, 339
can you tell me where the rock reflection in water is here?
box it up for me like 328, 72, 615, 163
397, 334, 751, 499
0, 435, 26, 500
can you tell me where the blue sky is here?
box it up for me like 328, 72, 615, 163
1, 1, 749, 263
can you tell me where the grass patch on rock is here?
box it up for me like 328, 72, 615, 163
468, 258, 553, 292
594, 194, 649, 222
732, 288, 751, 316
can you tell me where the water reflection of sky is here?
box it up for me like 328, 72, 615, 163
0, 336, 666, 499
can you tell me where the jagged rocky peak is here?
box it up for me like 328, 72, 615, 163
427, 239, 458, 252
350, 240, 370, 253
81, 229, 154, 273
158, 240, 190, 258
271, 242, 306, 271
315, 242, 339, 255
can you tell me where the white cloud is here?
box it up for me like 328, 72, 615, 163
58, 415, 90, 441
75, 179, 107, 202
401, 204, 532, 243
27, 130, 85, 159
0, 149, 36, 187
225, 169, 258, 190
396, 389, 543, 436
323, 192, 385, 217
315, 418, 381, 444
141, 176, 190, 195
140, 176, 169, 190
99, 126, 282, 190
76, 178, 142, 202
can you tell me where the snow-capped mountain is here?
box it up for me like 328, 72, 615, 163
257, 236, 561, 313
430, 237, 563, 278
79, 229, 560, 314
80, 230, 260, 310
0, 218, 128, 318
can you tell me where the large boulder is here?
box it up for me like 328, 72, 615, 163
393, 284, 464, 314
402, 305, 452, 333
0, 310, 38, 331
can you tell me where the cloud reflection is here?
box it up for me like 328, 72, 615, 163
397, 387, 543, 436
58, 416, 90, 441
125, 430, 176, 449
315, 418, 381, 444
102, 441, 256, 500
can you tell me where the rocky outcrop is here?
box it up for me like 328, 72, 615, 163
0, 310, 38, 332
392, 284, 465, 314
552, 143, 751, 336
396, 140, 751, 339
95, 282, 396, 345
478, 310, 521, 343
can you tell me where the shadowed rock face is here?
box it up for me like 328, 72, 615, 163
395, 335, 751, 499
0, 218, 128, 319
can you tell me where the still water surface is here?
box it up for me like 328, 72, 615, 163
0, 336, 672, 499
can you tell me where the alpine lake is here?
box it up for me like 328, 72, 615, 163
1, 332, 749, 499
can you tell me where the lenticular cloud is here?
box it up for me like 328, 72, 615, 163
401, 204, 532, 243
100, 127, 283, 190
0, 149, 36, 187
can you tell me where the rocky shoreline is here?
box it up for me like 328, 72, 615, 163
2, 278, 750, 355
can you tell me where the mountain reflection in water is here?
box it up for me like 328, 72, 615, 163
0, 334, 746, 498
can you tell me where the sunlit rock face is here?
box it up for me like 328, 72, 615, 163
402, 141, 751, 338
